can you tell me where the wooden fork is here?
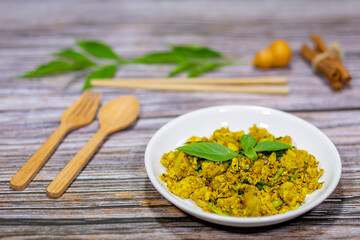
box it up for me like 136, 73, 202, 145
10, 91, 101, 191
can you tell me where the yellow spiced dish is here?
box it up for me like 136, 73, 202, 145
160, 125, 324, 217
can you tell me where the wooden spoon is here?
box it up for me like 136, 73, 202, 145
46, 95, 140, 198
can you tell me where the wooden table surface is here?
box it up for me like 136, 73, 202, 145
1, 0, 359, 239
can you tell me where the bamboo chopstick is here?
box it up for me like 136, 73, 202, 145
92, 77, 287, 85
91, 79, 289, 95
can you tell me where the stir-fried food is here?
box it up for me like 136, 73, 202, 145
160, 125, 323, 217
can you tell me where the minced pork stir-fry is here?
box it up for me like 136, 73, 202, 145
160, 125, 324, 217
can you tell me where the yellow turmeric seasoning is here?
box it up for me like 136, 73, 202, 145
160, 125, 323, 217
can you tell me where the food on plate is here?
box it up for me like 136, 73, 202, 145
159, 124, 323, 217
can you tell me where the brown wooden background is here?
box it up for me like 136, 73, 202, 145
0, 0, 359, 239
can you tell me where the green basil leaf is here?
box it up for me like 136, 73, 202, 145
83, 65, 117, 90
176, 142, 238, 162
132, 52, 181, 64
244, 149, 258, 161
254, 141, 292, 152
77, 40, 120, 60
187, 62, 226, 78
54, 49, 95, 70
168, 62, 198, 77
22, 61, 71, 78
241, 134, 257, 152
172, 45, 224, 59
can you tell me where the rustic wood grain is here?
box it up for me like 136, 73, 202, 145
0, 0, 360, 239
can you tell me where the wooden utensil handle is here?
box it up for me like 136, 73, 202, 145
46, 129, 108, 198
10, 123, 71, 191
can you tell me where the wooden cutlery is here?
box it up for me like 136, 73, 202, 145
10, 91, 101, 191
47, 95, 140, 198
11, 92, 139, 198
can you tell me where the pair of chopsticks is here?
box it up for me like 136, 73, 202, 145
91, 77, 289, 95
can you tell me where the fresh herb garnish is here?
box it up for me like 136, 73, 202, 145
240, 134, 292, 161
254, 141, 293, 152
22, 60, 72, 78
132, 52, 180, 64
54, 49, 95, 70
168, 62, 198, 77
176, 142, 238, 162
77, 40, 121, 60
172, 45, 223, 59
241, 135, 257, 152
176, 135, 292, 163
240, 135, 257, 160
83, 65, 118, 90
187, 62, 227, 78
22, 41, 230, 89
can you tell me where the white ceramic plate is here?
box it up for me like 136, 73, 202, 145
145, 105, 341, 227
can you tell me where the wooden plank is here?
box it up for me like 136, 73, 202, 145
0, 0, 360, 238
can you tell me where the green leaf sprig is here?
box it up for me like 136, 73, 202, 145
176, 142, 238, 162
241, 134, 292, 161
21, 41, 230, 90
176, 134, 292, 162
240, 135, 257, 160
